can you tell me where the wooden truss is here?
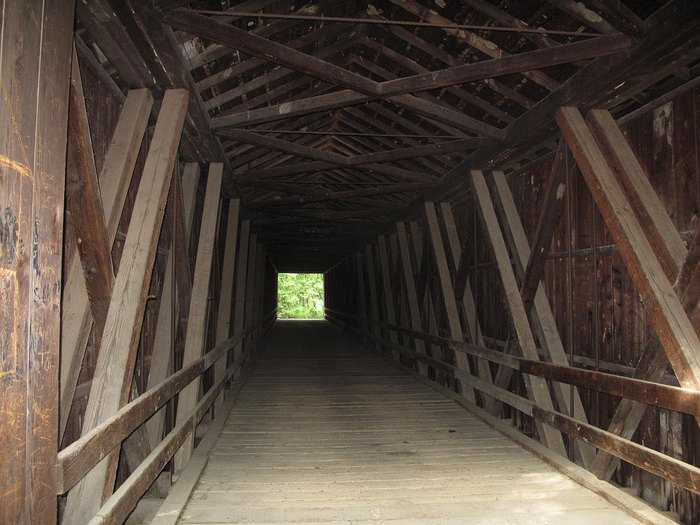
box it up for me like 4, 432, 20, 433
325, 104, 700, 501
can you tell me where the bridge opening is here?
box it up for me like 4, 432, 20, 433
277, 272, 324, 319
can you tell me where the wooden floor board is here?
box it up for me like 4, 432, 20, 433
174, 320, 646, 525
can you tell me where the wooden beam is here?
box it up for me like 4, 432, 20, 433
62, 90, 188, 525
388, 94, 504, 139
60, 89, 153, 440
174, 164, 223, 473
213, 199, 241, 411
212, 90, 371, 129
532, 406, 700, 496
203, 30, 361, 110
556, 106, 700, 392
0, 0, 73, 521
230, 221, 251, 375
236, 161, 436, 184
385, 0, 560, 92
578, 0, 646, 37
144, 165, 200, 452
242, 235, 259, 358
164, 10, 378, 96
66, 44, 114, 333
438, 203, 501, 415
56, 329, 250, 494
76, 0, 154, 88
396, 223, 428, 376
88, 336, 257, 525
247, 182, 432, 206
365, 244, 383, 351
116, 1, 232, 170
520, 142, 568, 307
545, 0, 616, 34
378, 236, 400, 362
424, 203, 477, 401
201, 28, 628, 130
220, 129, 481, 167
587, 108, 685, 279
489, 171, 596, 468
471, 172, 568, 457
378, 24, 629, 96
357, 35, 514, 125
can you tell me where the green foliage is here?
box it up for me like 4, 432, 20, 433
277, 273, 324, 319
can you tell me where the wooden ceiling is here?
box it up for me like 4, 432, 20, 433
76, 0, 700, 272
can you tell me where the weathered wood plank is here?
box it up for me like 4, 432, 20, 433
213, 199, 241, 410
489, 171, 596, 467
557, 107, 700, 392
396, 222, 428, 375
378, 236, 400, 362
424, 202, 476, 402
62, 90, 188, 524
242, 235, 259, 359
520, 142, 568, 308
471, 171, 567, 457
144, 164, 200, 451
587, 108, 686, 278
0, 0, 74, 521
60, 88, 153, 440
438, 203, 500, 415
66, 44, 114, 333
87, 338, 256, 525
220, 129, 480, 167
164, 10, 378, 96
173, 321, 660, 524
230, 221, 251, 372
56, 328, 250, 495
174, 164, 223, 473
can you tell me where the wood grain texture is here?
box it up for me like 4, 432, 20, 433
0, 0, 74, 521
60, 88, 153, 440
63, 89, 189, 525
557, 106, 700, 391
172, 320, 645, 525
174, 164, 223, 473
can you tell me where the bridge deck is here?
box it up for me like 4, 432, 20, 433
175, 320, 642, 524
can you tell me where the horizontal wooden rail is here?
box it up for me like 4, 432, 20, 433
57, 308, 277, 495
326, 310, 700, 495
87, 310, 277, 525
325, 308, 700, 416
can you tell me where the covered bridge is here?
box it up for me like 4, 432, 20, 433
2, 0, 700, 523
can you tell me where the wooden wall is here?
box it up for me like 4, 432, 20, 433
498, 86, 700, 523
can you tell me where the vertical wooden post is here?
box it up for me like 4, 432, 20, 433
424, 202, 477, 402
355, 252, 369, 341
174, 164, 223, 474
243, 235, 259, 358
378, 235, 400, 361
231, 221, 251, 372
365, 244, 382, 350
396, 222, 428, 375
438, 203, 500, 414
0, 1, 74, 521
145, 163, 200, 450
213, 199, 241, 410
409, 222, 440, 366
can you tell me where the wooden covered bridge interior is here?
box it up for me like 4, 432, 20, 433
2, 0, 700, 523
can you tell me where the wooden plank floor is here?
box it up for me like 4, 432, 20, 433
176, 320, 643, 524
